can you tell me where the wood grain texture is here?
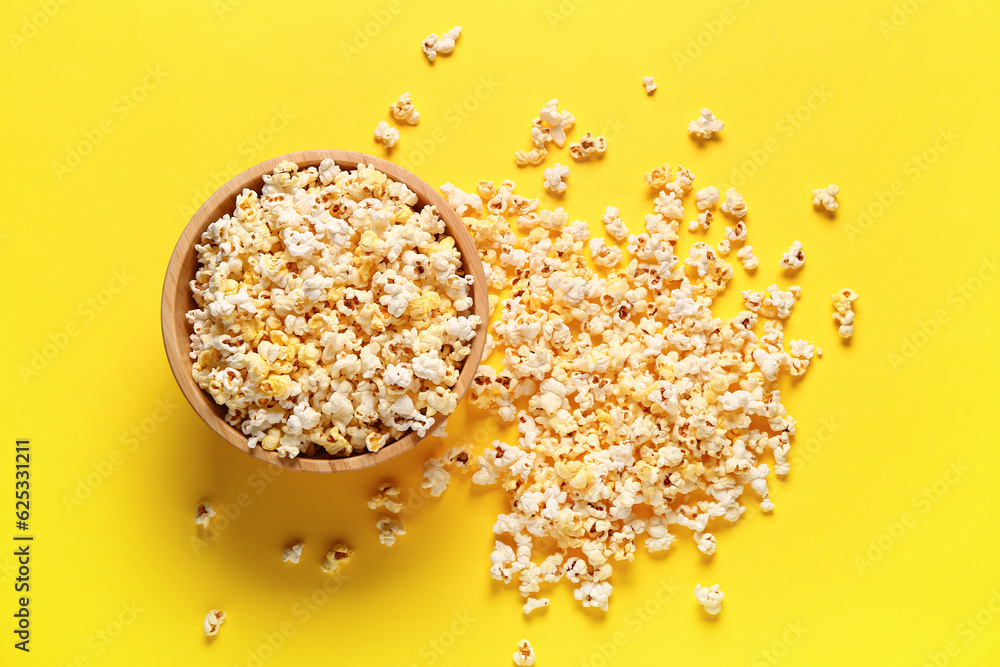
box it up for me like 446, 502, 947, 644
161, 150, 489, 473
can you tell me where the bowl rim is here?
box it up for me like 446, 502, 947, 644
161, 149, 489, 473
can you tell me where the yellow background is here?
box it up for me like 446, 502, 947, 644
2, 0, 999, 665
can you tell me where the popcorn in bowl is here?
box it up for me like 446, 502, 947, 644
186, 159, 481, 460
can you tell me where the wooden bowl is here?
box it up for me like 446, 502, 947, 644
161, 150, 488, 473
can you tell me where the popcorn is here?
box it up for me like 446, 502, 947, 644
601, 206, 629, 241
694, 584, 724, 615
203, 610, 225, 636
321, 544, 354, 574
737, 245, 759, 270
831, 288, 858, 338
568, 133, 607, 161
812, 183, 839, 212
537, 99, 575, 147
779, 240, 805, 270
390, 92, 421, 125
283, 542, 304, 564
368, 482, 405, 514
694, 186, 720, 210
422, 26, 462, 62
522, 597, 550, 614
513, 639, 536, 666
589, 238, 623, 268
543, 163, 570, 194
642, 76, 657, 95
188, 161, 478, 459
688, 108, 724, 140
377, 516, 406, 546
374, 121, 400, 149
721, 188, 748, 218
644, 163, 670, 190
194, 502, 215, 528
421, 458, 451, 497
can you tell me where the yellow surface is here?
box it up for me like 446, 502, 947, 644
2, 1, 999, 665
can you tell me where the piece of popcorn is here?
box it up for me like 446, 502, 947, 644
389, 92, 421, 125
721, 188, 747, 218
687, 211, 713, 232
644, 163, 670, 189
320, 544, 354, 574
688, 108, 724, 140
421, 458, 451, 497
589, 237, 623, 268
642, 76, 657, 95
812, 183, 839, 212
515, 147, 548, 166
537, 99, 575, 147
737, 245, 759, 270
368, 483, 405, 514
831, 288, 858, 338
194, 502, 216, 528
717, 238, 731, 256
283, 542, 304, 564
601, 206, 629, 241
422, 26, 462, 62
203, 610, 225, 636
724, 220, 748, 243
522, 597, 550, 615
694, 584, 724, 615
568, 133, 607, 161
513, 639, 536, 666
779, 240, 805, 270
377, 516, 406, 547
543, 163, 570, 194
374, 121, 400, 149
695, 186, 720, 210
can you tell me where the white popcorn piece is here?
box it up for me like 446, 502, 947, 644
642, 76, 657, 95
320, 544, 354, 574
374, 121, 400, 149
812, 183, 839, 212
377, 516, 406, 547
515, 147, 548, 166
589, 237, 623, 268
283, 542, 304, 564
203, 609, 225, 636
513, 639, 536, 666
688, 108, 724, 140
522, 597, 550, 615
687, 211, 713, 232
831, 288, 858, 338
568, 133, 607, 161
422, 26, 462, 62
194, 502, 216, 528
368, 483, 405, 514
721, 188, 747, 218
421, 458, 451, 497
694, 186, 720, 210
694, 584, 724, 615
779, 240, 805, 270
601, 206, 629, 241
390, 92, 421, 125
543, 163, 570, 194
737, 245, 759, 270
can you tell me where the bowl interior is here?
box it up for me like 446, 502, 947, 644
161, 150, 488, 473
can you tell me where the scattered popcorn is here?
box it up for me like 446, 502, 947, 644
522, 597, 550, 614
422, 457, 451, 497
515, 147, 548, 166
321, 544, 354, 574
694, 584, 724, 615
589, 237, 623, 268
601, 206, 629, 241
717, 238, 731, 255
543, 163, 570, 194
779, 240, 805, 270
568, 133, 607, 161
516, 100, 576, 164
422, 26, 461, 62
194, 502, 215, 528
203, 610, 225, 636
687, 211, 712, 232
283, 542, 304, 564
187, 161, 479, 460
447, 168, 821, 616
642, 76, 657, 95
737, 245, 759, 270
694, 186, 720, 210
688, 108, 724, 140
724, 221, 747, 243
812, 183, 839, 212
513, 639, 536, 666
831, 288, 858, 338
389, 92, 421, 126
721, 188, 747, 218
368, 483, 405, 514
374, 121, 399, 149
377, 516, 406, 546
